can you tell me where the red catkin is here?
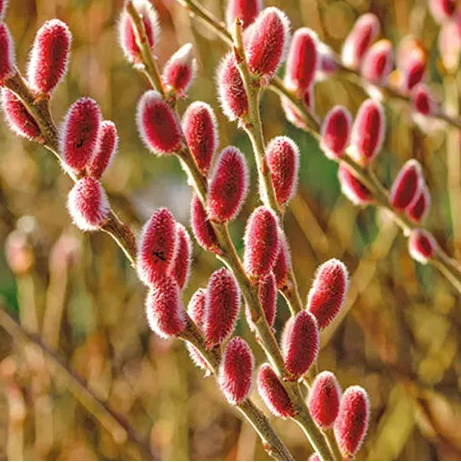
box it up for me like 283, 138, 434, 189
341, 13, 380, 69
389, 160, 423, 211
284, 28, 318, 93
216, 53, 248, 122
428, 0, 456, 24
406, 184, 431, 223
321, 105, 352, 160
207, 146, 249, 223
401, 58, 426, 94
136, 90, 181, 154
60, 97, 102, 173
0, 0, 8, 20
86, 120, 119, 179
162, 43, 197, 97
266, 136, 300, 207
245, 7, 291, 79
350, 99, 385, 165
67, 177, 109, 231
1, 88, 41, 140
307, 258, 349, 329
118, 0, 160, 64
190, 194, 220, 253
27, 19, 71, 95
219, 337, 254, 404
171, 223, 192, 291
412, 84, 437, 116
360, 39, 393, 85
408, 228, 437, 264
338, 165, 374, 206
137, 207, 178, 287
182, 101, 219, 176
243, 207, 280, 280
226, 0, 262, 29
273, 231, 292, 289
0, 22, 15, 84
281, 311, 319, 378
308, 371, 342, 429
204, 268, 241, 346
257, 363, 295, 418
334, 386, 370, 457
145, 277, 187, 338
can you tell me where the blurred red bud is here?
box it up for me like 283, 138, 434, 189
27, 19, 71, 95
341, 13, 380, 69
408, 228, 436, 264
219, 336, 254, 404
389, 160, 423, 211
137, 90, 181, 154
86, 121, 118, 179
307, 258, 349, 329
266, 136, 300, 207
338, 165, 374, 206
226, 0, 262, 28
401, 58, 426, 94
334, 386, 370, 457
361, 39, 393, 85
67, 177, 109, 231
316, 42, 339, 80
162, 43, 197, 97
145, 277, 187, 338
118, 0, 160, 64
281, 310, 319, 378
321, 105, 352, 160
60, 97, 101, 173
350, 99, 385, 165
208, 146, 249, 223
285, 28, 318, 93
308, 371, 342, 429
245, 7, 291, 79
429, 0, 456, 23
244, 207, 280, 280
257, 363, 295, 418
411, 84, 437, 116
406, 184, 430, 223
190, 194, 221, 254
0, 0, 8, 20
216, 53, 248, 122
0, 22, 15, 84
183, 101, 219, 176
137, 207, 178, 287
204, 268, 241, 346
171, 223, 192, 290
1, 88, 41, 140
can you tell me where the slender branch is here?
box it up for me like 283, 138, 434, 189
173, 0, 461, 296
0, 308, 158, 460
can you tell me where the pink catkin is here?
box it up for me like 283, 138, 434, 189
245, 7, 291, 79
360, 39, 393, 85
162, 43, 197, 96
307, 259, 349, 329
0, 0, 8, 20
308, 371, 342, 429
27, 19, 71, 95
137, 90, 181, 154
273, 231, 292, 288
350, 99, 385, 165
408, 228, 437, 264
216, 53, 248, 122
281, 311, 319, 378
137, 207, 178, 287
321, 106, 352, 160
207, 146, 249, 223
244, 207, 280, 280
341, 13, 380, 69
219, 337, 254, 404
257, 364, 295, 418
190, 194, 220, 254
406, 184, 430, 223
338, 165, 374, 206
145, 277, 187, 338
182, 101, 219, 176
118, 0, 160, 64
334, 386, 370, 457
204, 268, 241, 346
428, 0, 456, 24
226, 0, 262, 28
60, 97, 102, 173
401, 58, 426, 94
266, 136, 300, 207
67, 177, 109, 231
389, 160, 423, 211
86, 120, 119, 179
170, 223, 192, 291
0, 22, 15, 84
284, 28, 318, 93
1, 88, 41, 140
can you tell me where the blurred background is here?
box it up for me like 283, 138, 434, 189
1, 0, 461, 460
